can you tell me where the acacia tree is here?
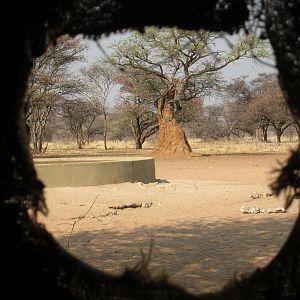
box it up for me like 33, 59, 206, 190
246, 98, 270, 141
189, 103, 227, 139
249, 73, 293, 143
293, 121, 300, 141
225, 76, 252, 103
108, 27, 270, 154
261, 75, 292, 143
25, 35, 86, 153
223, 76, 257, 138
61, 98, 97, 149
80, 60, 116, 150
268, 100, 292, 143
112, 69, 161, 149
115, 95, 158, 149
114, 69, 204, 149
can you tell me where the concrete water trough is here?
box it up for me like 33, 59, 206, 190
34, 156, 156, 188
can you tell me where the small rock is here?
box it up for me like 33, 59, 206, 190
249, 192, 262, 200
240, 205, 250, 213
275, 207, 286, 213
267, 207, 286, 213
141, 202, 154, 208
264, 192, 273, 198
249, 207, 260, 214
240, 206, 263, 214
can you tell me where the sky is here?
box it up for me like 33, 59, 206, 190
78, 30, 277, 106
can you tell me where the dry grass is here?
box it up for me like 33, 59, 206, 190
44, 140, 134, 151
33, 140, 154, 157
34, 138, 297, 157
45, 139, 155, 151
189, 138, 298, 155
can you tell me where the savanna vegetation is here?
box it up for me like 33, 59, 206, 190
26, 28, 297, 156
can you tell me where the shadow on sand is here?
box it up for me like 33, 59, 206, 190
57, 216, 296, 294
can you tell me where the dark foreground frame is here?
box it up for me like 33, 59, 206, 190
1, 1, 300, 299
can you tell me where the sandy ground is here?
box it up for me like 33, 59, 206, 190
38, 153, 299, 294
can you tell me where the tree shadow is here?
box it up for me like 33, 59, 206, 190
56, 216, 296, 294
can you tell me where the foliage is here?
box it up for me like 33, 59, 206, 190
107, 27, 270, 151
60, 98, 98, 149
108, 27, 270, 114
247, 73, 293, 142
80, 59, 117, 149
25, 35, 86, 152
189, 73, 294, 142
112, 69, 159, 148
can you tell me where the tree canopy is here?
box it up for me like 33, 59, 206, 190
109, 27, 270, 116
25, 35, 86, 152
106, 27, 270, 153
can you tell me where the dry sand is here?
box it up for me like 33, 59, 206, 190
38, 153, 299, 294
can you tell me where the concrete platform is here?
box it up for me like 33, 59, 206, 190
34, 156, 156, 188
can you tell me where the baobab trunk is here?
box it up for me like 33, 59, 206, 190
153, 103, 192, 155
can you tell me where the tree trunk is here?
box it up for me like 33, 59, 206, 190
262, 126, 268, 142
32, 133, 38, 151
36, 126, 44, 153
38, 138, 43, 153
103, 130, 107, 150
77, 137, 83, 149
130, 117, 144, 150
76, 129, 83, 149
131, 129, 143, 149
275, 129, 282, 143
154, 104, 192, 156
103, 114, 108, 150
135, 137, 142, 149
293, 123, 300, 141
31, 129, 43, 153
255, 128, 261, 141
263, 130, 268, 142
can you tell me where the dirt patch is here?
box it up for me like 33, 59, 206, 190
38, 153, 298, 294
